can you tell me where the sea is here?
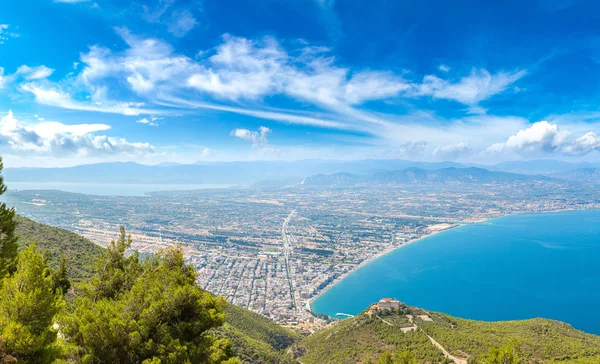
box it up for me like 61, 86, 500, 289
311, 210, 600, 335
6, 182, 235, 197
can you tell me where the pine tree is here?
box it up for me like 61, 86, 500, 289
394, 350, 418, 364
0, 244, 60, 363
0, 157, 18, 278
378, 351, 393, 364
51, 253, 71, 295
59, 228, 239, 363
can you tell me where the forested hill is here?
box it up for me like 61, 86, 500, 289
294, 303, 600, 364
213, 304, 301, 363
14, 215, 104, 281
10, 215, 301, 363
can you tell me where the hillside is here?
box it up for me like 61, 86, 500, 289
12, 215, 300, 363
14, 215, 104, 281
294, 303, 600, 364
213, 304, 301, 363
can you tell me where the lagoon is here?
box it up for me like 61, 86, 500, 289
311, 210, 600, 335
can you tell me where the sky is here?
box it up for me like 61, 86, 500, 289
1, 0, 600, 167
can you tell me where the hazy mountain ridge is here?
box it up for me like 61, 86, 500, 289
5, 159, 596, 185
552, 168, 600, 183
301, 167, 552, 186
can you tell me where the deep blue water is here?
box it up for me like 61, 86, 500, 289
311, 210, 600, 335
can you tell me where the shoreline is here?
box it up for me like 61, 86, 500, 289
306, 207, 600, 316
306, 222, 467, 314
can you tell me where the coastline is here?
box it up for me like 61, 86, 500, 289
306, 223, 467, 314
306, 207, 600, 316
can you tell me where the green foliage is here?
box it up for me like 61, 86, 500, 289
417, 313, 600, 363
222, 303, 300, 351
14, 215, 103, 281
81, 226, 142, 301
0, 245, 60, 363
59, 229, 238, 364
213, 303, 300, 363
296, 313, 444, 364
0, 157, 18, 278
393, 350, 417, 364
378, 351, 393, 364
51, 254, 70, 295
214, 323, 297, 364
480, 343, 520, 364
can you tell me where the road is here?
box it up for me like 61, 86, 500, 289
281, 210, 301, 311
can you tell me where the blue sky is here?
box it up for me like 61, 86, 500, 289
1, 0, 600, 167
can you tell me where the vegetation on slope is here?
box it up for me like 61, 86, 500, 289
296, 304, 600, 364
294, 309, 445, 364
14, 215, 103, 281
417, 313, 600, 363
212, 303, 301, 363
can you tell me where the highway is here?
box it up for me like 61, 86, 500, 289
281, 210, 301, 312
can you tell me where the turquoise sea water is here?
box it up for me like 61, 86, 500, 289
311, 210, 600, 335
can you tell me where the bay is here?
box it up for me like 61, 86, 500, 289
311, 210, 600, 335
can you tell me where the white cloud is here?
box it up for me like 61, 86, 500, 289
20, 83, 158, 116
9, 29, 538, 160
562, 132, 600, 155
397, 140, 428, 158
433, 142, 471, 160
486, 120, 600, 156
487, 121, 570, 154
168, 10, 197, 37
0, 24, 18, 44
0, 111, 155, 157
136, 117, 159, 126
438, 64, 450, 72
413, 68, 526, 105
16, 65, 55, 80
142, 0, 175, 23
0, 68, 5, 89
231, 126, 271, 148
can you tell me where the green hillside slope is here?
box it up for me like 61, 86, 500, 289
417, 313, 600, 363
295, 304, 600, 364
12, 215, 301, 363
213, 303, 301, 363
14, 215, 104, 281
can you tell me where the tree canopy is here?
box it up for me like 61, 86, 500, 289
58, 229, 239, 364
0, 157, 18, 279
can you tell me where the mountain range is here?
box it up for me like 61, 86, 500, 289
5, 159, 600, 186
300, 167, 552, 186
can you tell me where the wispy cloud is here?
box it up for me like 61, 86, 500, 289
10, 29, 541, 160
136, 117, 159, 126
0, 24, 19, 44
168, 10, 197, 37
411, 68, 527, 107
53, 0, 91, 3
